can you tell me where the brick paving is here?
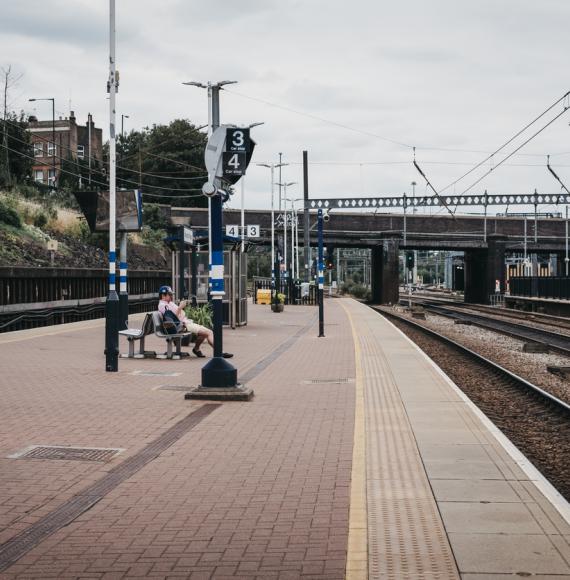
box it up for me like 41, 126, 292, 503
0, 300, 355, 579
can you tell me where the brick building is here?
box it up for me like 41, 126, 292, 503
28, 111, 103, 186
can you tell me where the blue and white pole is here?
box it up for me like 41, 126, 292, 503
118, 233, 128, 330
199, 83, 238, 389
318, 208, 325, 337
105, 0, 120, 371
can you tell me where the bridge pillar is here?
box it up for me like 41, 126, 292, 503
464, 234, 508, 304
464, 250, 487, 303
371, 237, 400, 304
487, 234, 508, 297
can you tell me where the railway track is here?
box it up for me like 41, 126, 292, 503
412, 302, 570, 356
373, 305, 570, 500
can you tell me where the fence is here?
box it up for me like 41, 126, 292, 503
251, 277, 318, 306
509, 276, 570, 300
0, 268, 171, 333
0, 267, 170, 307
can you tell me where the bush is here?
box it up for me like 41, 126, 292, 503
350, 284, 369, 299
143, 203, 169, 230
184, 303, 213, 329
33, 211, 48, 229
0, 198, 22, 228
141, 225, 166, 247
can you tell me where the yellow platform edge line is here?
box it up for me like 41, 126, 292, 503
341, 299, 368, 580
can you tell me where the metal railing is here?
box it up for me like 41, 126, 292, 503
251, 277, 318, 305
509, 276, 570, 300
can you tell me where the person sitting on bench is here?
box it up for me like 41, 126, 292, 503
157, 286, 233, 359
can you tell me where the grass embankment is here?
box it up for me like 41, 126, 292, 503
0, 191, 168, 269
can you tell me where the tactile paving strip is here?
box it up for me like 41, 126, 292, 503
356, 321, 459, 579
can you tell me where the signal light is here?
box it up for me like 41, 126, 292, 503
406, 252, 415, 269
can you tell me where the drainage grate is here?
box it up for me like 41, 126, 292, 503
155, 385, 193, 392
302, 378, 354, 385
10, 445, 124, 462
131, 370, 181, 377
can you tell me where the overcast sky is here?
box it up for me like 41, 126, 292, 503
3, 0, 570, 214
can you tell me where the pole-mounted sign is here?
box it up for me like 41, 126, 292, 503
203, 126, 256, 197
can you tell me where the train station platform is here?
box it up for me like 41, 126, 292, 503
0, 298, 569, 579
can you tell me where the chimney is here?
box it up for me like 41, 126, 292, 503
69, 110, 76, 123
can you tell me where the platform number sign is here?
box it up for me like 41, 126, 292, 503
226, 225, 239, 237
223, 151, 247, 177
247, 225, 260, 238
226, 128, 250, 152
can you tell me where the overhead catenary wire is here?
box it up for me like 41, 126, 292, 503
546, 155, 570, 204
458, 105, 570, 196
439, 90, 570, 195
224, 88, 414, 149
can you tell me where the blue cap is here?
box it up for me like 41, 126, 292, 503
158, 285, 173, 298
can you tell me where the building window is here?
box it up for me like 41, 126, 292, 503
35, 169, 44, 183
47, 142, 56, 156
34, 143, 43, 157
77, 144, 85, 159
48, 169, 56, 185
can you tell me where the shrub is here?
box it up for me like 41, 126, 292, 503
184, 303, 213, 329
0, 198, 22, 228
141, 225, 166, 247
33, 211, 48, 229
350, 284, 369, 299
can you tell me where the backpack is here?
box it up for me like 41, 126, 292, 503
162, 309, 184, 334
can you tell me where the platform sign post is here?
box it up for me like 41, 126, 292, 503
318, 209, 325, 338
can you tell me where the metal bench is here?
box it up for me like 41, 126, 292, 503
152, 311, 192, 360
119, 313, 156, 359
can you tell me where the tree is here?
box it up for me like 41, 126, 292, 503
0, 110, 31, 188
0, 66, 30, 188
112, 119, 208, 208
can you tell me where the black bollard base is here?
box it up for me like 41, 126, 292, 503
184, 357, 253, 401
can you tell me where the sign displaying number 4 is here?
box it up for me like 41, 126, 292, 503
223, 152, 246, 176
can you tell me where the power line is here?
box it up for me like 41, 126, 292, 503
2, 128, 205, 192
0, 141, 203, 196
224, 88, 414, 149
1, 116, 207, 178
458, 105, 570, 196
439, 90, 570, 194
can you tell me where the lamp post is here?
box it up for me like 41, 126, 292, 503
121, 114, 129, 137
276, 182, 296, 283
258, 160, 288, 299
183, 79, 246, 393
104, 0, 119, 371
29, 97, 55, 186
286, 197, 303, 280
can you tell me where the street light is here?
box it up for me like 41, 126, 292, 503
276, 182, 296, 280
29, 97, 55, 186
183, 80, 237, 293
285, 197, 303, 279
257, 160, 288, 298
121, 114, 129, 137
238, 122, 264, 252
